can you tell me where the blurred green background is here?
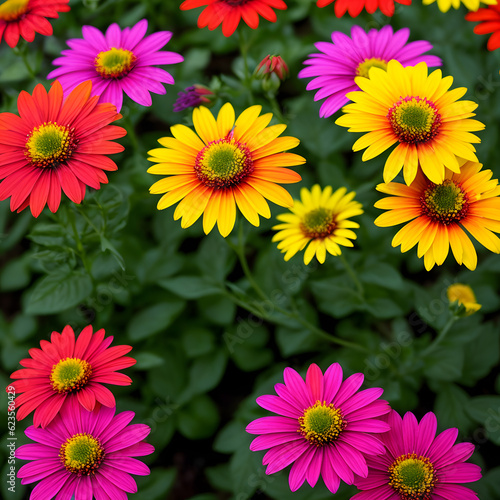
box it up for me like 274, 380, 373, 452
0, 0, 499, 498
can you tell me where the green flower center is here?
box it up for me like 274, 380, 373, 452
388, 97, 441, 144
195, 137, 254, 189
60, 433, 104, 475
298, 401, 345, 446
50, 357, 92, 393
421, 179, 469, 225
301, 208, 336, 239
95, 47, 136, 79
26, 122, 76, 168
389, 453, 436, 500
356, 57, 388, 79
0, 0, 29, 21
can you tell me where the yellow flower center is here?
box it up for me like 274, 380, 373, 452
50, 357, 92, 394
298, 401, 346, 446
194, 137, 254, 189
388, 453, 436, 500
94, 47, 136, 79
356, 57, 388, 79
25, 122, 76, 168
0, 0, 30, 21
421, 179, 469, 225
388, 97, 441, 144
300, 207, 336, 239
59, 433, 104, 475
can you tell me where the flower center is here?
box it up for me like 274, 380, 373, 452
298, 401, 346, 446
0, 0, 30, 21
25, 122, 76, 168
194, 137, 254, 189
421, 179, 469, 225
389, 453, 436, 500
94, 47, 136, 79
388, 97, 441, 144
50, 357, 92, 394
59, 433, 104, 476
224, 0, 249, 5
300, 207, 336, 239
356, 57, 388, 79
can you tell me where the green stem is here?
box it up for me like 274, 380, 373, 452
422, 315, 458, 357
339, 253, 364, 297
68, 208, 93, 282
237, 27, 254, 102
123, 113, 139, 152
266, 92, 287, 124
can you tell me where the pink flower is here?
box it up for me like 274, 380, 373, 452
47, 19, 183, 112
8, 325, 135, 428
246, 363, 391, 492
16, 398, 154, 499
353, 410, 482, 500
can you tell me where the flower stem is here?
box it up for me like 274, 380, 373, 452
237, 27, 254, 102
339, 253, 364, 297
422, 315, 458, 357
68, 208, 92, 279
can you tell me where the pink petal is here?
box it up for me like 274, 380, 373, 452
283, 367, 313, 408
334, 373, 364, 408
439, 462, 482, 484
246, 416, 299, 434
323, 363, 343, 402
306, 363, 324, 402
322, 447, 341, 493
256, 394, 302, 418
250, 432, 302, 451
415, 412, 437, 457
288, 445, 316, 491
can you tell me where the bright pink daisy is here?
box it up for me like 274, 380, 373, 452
8, 325, 136, 428
246, 363, 391, 492
299, 25, 442, 118
16, 398, 154, 500
47, 19, 183, 112
353, 410, 482, 500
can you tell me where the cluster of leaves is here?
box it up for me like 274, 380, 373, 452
0, 0, 500, 499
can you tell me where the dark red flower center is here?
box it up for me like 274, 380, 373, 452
60, 433, 104, 476
223, 0, 250, 5
421, 179, 469, 225
300, 207, 336, 239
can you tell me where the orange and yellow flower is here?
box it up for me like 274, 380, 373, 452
374, 161, 500, 271
447, 283, 481, 315
335, 60, 484, 186
272, 184, 363, 264
147, 103, 304, 237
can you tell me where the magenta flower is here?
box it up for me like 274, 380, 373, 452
246, 363, 391, 493
16, 398, 154, 499
299, 25, 442, 118
353, 410, 482, 500
47, 19, 183, 112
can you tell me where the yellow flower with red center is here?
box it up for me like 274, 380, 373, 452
147, 103, 304, 237
272, 185, 363, 264
335, 60, 484, 186
374, 161, 500, 271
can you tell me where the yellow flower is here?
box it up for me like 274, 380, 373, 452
423, 0, 497, 13
447, 283, 481, 315
272, 185, 363, 265
147, 103, 304, 237
374, 161, 500, 271
335, 60, 484, 186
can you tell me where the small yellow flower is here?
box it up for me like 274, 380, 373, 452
423, 0, 497, 13
447, 283, 481, 316
272, 185, 363, 265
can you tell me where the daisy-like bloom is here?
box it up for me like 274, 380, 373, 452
316, 0, 411, 17
423, 0, 496, 13
336, 61, 485, 186
179, 0, 287, 37
16, 398, 154, 500
246, 363, 391, 493
272, 185, 363, 265
147, 103, 304, 237
0, 81, 125, 217
352, 410, 482, 500
299, 26, 441, 118
466, 4, 500, 50
173, 85, 215, 112
447, 283, 481, 315
8, 325, 136, 428
374, 161, 500, 271
0, 0, 70, 48
47, 19, 183, 112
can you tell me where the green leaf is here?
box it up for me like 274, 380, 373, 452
182, 328, 215, 358
158, 276, 222, 299
310, 279, 364, 318
136, 248, 184, 285
134, 352, 165, 369
177, 394, 219, 439
135, 467, 176, 500
0, 257, 31, 291
127, 300, 185, 341
364, 297, 403, 319
198, 295, 236, 325
24, 270, 93, 315
10, 315, 37, 341
360, 262, 404, 291
434, 383, 474, 433
466, 396, 500, 445
229, 445, 264, 499
423, 345, 464, 382
214, 420, 248, 454
197, 232, 235, 282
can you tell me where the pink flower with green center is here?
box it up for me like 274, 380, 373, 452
352, 410, 482, 500
246, 363, 391, 492
47, 19, 183, 112
16, 398, 154, 499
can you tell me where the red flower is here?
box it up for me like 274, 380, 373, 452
8, 325, 136, 428
180, 0, 287, 37
0, 80, 126, 217
255, 55, 289, 80
316, 0, 411, 17
466, 4, 500, 50
0, 0, 70, 48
